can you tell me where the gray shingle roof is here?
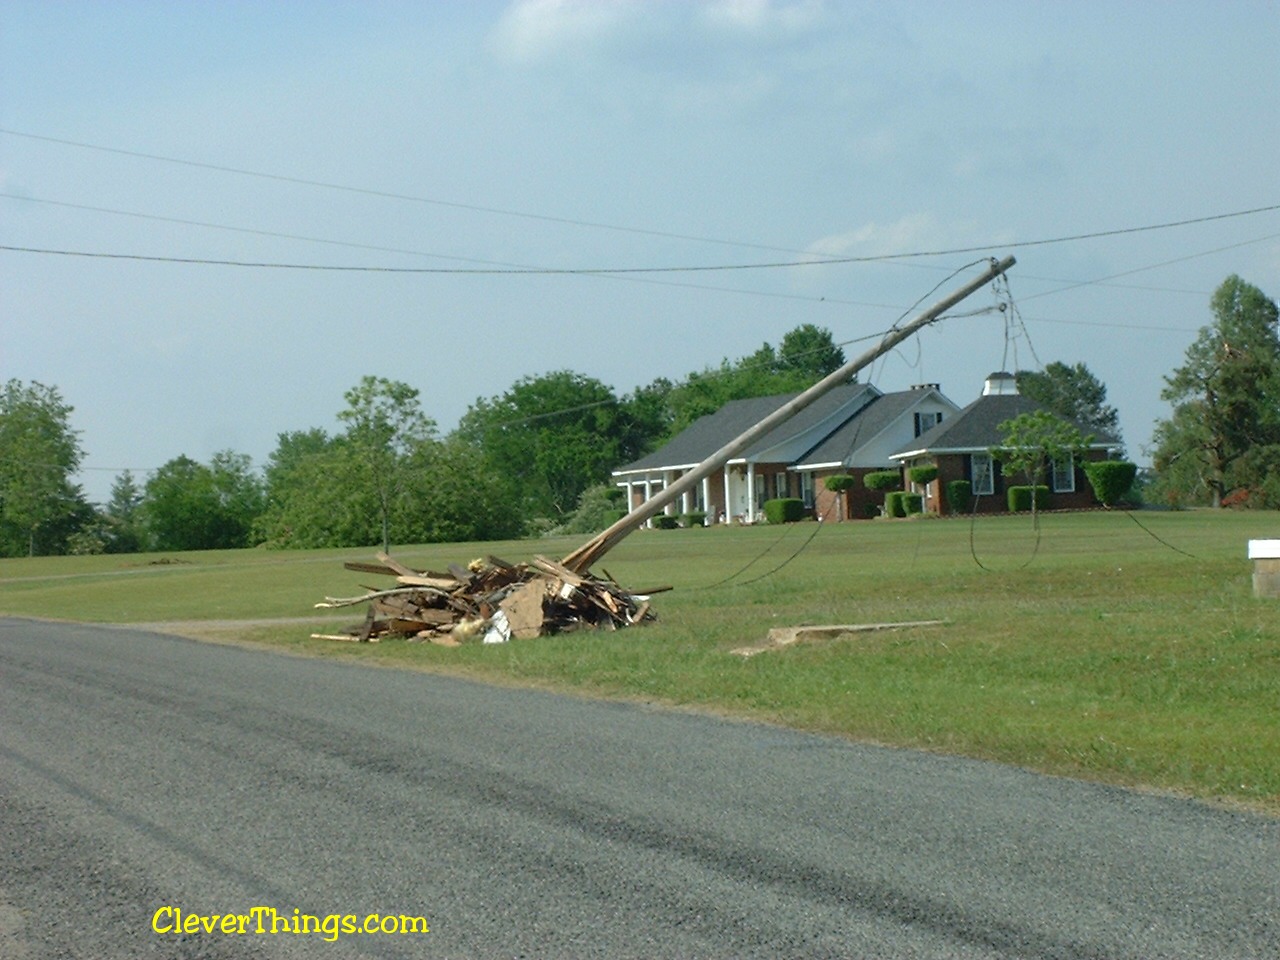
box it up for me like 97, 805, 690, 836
893, 393, 1119, 456
795, 389, 935, 466
616, 381, 876, 474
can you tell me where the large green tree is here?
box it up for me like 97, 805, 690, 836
663, 325, 846, 435
1016, 362, 1120, 442
0, 379, 89, 556
142, 452, 264, 551
458, 371, 648, 521
1154, 275, 1280, 507
338, 376, 438, 552
102, 469, 147, 553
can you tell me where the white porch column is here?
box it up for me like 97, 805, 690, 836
746, 466, 757, 523
643, 477, 653, 527
663, 471, 676, 516
702, 475, 712, 522
722, 468, 732, 524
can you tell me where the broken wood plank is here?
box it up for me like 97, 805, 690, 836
395, 574, 463, 590
375, 552, 422, 578
499, 578, 550, 640
730, 620, 947, 657
532, 555, 588, 586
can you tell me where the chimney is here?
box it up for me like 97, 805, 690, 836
983, 372, 1018, 396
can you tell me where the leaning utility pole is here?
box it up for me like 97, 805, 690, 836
560, 256, 1016, 574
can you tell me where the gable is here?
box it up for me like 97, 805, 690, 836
793, 388, 960, 470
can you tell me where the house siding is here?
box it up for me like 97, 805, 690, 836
925, 451, 1107, 514
812, 467, 898, 521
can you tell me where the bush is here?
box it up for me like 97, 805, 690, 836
907, 465, 938, 486
864, 470, 901, 492
652, 514, 680, 529
1083, 461, 1138, 507
824, 474, 858, 492
763, 498, 807, 524
902, 492, 923, 515
555, 483, 631, 535
945, 479, 973, 515
1007, 485, 1050, 512
680, 511, 707, 528
884, 491, 907, 518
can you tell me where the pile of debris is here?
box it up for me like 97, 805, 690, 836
313, 553, 663, 645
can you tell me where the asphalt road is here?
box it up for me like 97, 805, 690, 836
1, 618, 1276, 959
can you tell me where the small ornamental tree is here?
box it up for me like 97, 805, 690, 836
863, 470, 901, 492
824, 474, 857, 493
824, 474, 858, 520
908, 465, 938, 486
995, 411, 1091, 521
1083, 461, 1138, 507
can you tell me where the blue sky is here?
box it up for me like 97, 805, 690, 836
3, 1, 1278, 504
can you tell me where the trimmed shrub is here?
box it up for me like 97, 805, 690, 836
945, 479, 973, 515
1007, 485, 1050, 512
907, 465, 939, 486
763, 498, 807, 524
884, 491, 907, 518
652, 514, 680, 529
864, 470, 901, 492
902, 492, 924, 515
680, 511, 707, 528
1083, 460, 1138, 506
823, 474, 858, 492
602, 509, 627, 527
604, 487, 626, 505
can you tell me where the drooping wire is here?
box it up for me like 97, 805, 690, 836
691, 261, 1001, 590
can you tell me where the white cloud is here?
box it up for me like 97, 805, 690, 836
701, 0, 825, 35
489, 0, 642, 64
807, 213, 951, 259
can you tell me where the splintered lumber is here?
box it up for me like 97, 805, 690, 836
314, 553, 657, 644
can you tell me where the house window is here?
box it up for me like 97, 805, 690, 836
914, 411, 943, 437
774, 473, 789, 499
799, 471, 815, 508
1052, 454, 1076, 493
971, 453, 994, 496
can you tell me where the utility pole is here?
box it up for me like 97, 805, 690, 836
561, 256, 1016, 574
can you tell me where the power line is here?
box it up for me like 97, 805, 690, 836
4, 202, 1278, 275
0, 191, 906, 310
0, 127, 815, 256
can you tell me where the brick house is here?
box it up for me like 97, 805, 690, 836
612, 382, 959, 523
889, 372, 1122, 514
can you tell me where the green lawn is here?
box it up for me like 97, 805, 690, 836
3, 510, 1278, 813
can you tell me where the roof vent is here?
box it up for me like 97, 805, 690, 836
982, 372, 1018, 396
910, 383, 940, 391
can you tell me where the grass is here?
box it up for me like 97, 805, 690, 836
2, 510, 1278, 813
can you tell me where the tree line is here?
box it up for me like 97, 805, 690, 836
1, 324, 851, 556
3, 276, 1276, 557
